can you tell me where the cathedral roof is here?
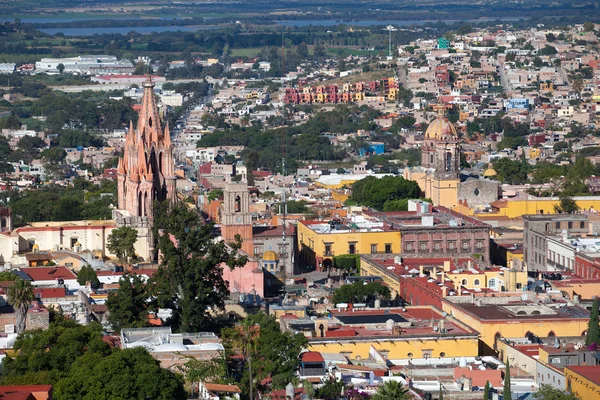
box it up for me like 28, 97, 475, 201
424, 115, 458, 140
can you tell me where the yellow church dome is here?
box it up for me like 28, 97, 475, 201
483, 166, 497, 178
262, 250, 279, 261
425, 115, 458, 140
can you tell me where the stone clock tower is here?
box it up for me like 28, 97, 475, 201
221, 182, 253, 254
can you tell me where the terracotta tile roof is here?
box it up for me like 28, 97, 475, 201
565, 365, 600, 386
203, 383, 242, 393
21, 267, 76, 281
301, 352, 325, 363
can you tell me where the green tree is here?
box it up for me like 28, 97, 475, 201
372, 380, 411, 400
54, 347, 186, 399
314, 41, 326, 57
17, 136, 45, 162
554, 195, 580, 214
504, 358, 512, 400
534, 384, 579, 399
177, 354, 227, 384
483, 380, 490, 400
315, 378, 346, 400
57, 63, 65, 74
586, 297, 599, 346
296, 42, 309, 58
223, 312, 307, 391
332, 281, 391, 304
151, 202, 247, 332
7, 278, 34, 334
275, 199, 308, 214
0, 318, 111, 385
350, 176, 421, 210
207, 189, 224, 202
229, 320, 259, 399
0, 271, 17, 281
40, 147, 67, 164
303, 379, 316, 400
107, 226, 138, 263
106, 273, 149, 332
583, 22, 595, 32
492, 158, 528, 185
76, 265, 100, 289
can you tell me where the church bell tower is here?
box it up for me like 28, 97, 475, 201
221, 182, 253, 254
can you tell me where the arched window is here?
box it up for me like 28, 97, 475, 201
149, 117, 153, 127
474, 279, 480, 286
235, 195, 241, 212
461, 279, 468, 286
548, 331, 556, 338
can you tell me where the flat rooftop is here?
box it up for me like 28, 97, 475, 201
456, 303, 590, 321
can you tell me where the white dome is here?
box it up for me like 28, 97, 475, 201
153, 343, 189, 352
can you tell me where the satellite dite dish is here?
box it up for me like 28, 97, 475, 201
521, 293, 528, 302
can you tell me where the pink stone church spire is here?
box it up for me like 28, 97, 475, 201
116, 74, 177, 218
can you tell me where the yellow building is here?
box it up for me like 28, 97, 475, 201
403, 108, 461, 208
456, 197, 600, 219
441, 299, 590, 355
306, 306, 479, 361
565, 366, 600, 399
297, 219, 401, 270
529, 147, 542, 159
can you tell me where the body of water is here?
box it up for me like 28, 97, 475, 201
278, 17, 528, 27
36, 16, 529, 36
38, 25, 204, 36
13, 16, 188, 24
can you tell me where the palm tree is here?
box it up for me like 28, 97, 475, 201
230, 321, 259, 400
372, 380, 411, 400
8, 278, 34, 334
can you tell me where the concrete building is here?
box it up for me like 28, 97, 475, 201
523, 214, 588, 272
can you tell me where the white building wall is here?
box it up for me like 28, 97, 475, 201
546, 238, 575, 271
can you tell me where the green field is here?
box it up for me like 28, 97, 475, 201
229, 47, 263, 57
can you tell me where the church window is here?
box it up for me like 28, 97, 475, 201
235, 195, 241, 212
474, 279, 480, 286
474, 188, 480, 196
430, 154, 434, 164
149, 117, 153, 127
